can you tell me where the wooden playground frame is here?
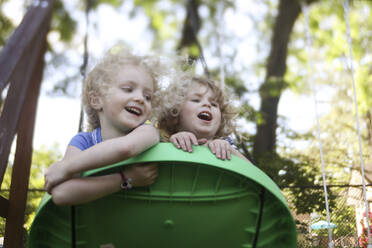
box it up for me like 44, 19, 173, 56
0, 0, 54, 247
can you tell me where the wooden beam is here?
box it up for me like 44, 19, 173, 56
0, 38, 44, 186
0, 7, 52, 186
3, 34, 47, 248
0, 0, 53, 91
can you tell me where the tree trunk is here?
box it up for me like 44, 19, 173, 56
253, 0, 302, 159
177, 0, 200, 51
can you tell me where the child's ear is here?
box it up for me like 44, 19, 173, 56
89, 91, 103, 110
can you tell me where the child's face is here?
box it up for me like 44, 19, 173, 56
98, 64, 154, 134
177, 83, 221, 140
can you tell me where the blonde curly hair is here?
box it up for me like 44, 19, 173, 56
156, 74, 238, 140
82, 46, 172, 131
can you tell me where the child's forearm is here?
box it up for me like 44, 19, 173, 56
44, 125, 159, 193
65, 125, 160, 175
51, 174, 122, 205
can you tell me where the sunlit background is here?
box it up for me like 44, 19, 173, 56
4, 0, 316, 152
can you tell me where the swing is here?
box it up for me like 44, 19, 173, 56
28, 143, 297, 247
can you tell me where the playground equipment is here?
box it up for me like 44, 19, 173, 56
28, 143, 296, 248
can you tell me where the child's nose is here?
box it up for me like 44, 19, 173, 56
133, 93, 144, 103
134, 97, 144, 104
202, 100, 211, 107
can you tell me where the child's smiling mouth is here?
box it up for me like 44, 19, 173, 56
197, 111, 213, 121
125, 106, 143, 116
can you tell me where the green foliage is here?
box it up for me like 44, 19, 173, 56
188, 44, 200, 59
255, 152, 332, 214
29, 145, 61, 189
133, 0, 182, 46
25, 145, 61, 230
51, 0, 77, 42
279, 64, 369, 243
0, 145, 61, 236
0, 0, 14, 46
225, 75, 247, 98
238, 102, 256, 124
283, 0, 372, 216
90, 0, 124, 9
356, 65, 372, 116
332, 203, 356, 238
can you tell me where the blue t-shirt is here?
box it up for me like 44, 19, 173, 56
68, 127, 102, 150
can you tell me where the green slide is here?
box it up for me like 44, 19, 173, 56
28, 143, 297, 248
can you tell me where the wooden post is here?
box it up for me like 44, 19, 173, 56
3, 39, 47, 247
0, 0, 54, 187
0, 0, 54, 247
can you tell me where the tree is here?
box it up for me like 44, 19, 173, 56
253, 0, 319, 160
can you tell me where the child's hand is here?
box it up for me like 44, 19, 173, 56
44, 160, 73, 194
206, 139, 232, 160
124, 163, 158, 187
170, 131, 198, 152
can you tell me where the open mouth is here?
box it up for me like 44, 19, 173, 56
197, 111, 212, 121
125, 106, 142, 116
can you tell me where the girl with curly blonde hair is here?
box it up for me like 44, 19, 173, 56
45, 46, 172, 205
157, 74, 249, 162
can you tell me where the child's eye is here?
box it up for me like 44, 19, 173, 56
211, 102, 219, 107
121, 87, 133, 92
145, 95, 152, 101
191, 99, 200, 103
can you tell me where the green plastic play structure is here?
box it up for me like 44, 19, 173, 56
28, 143, 297, 248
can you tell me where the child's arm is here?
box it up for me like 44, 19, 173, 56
44, 125, 159, 193
50, 163, 158, 205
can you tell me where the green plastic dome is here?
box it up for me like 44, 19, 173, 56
28, 143, 297, 248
